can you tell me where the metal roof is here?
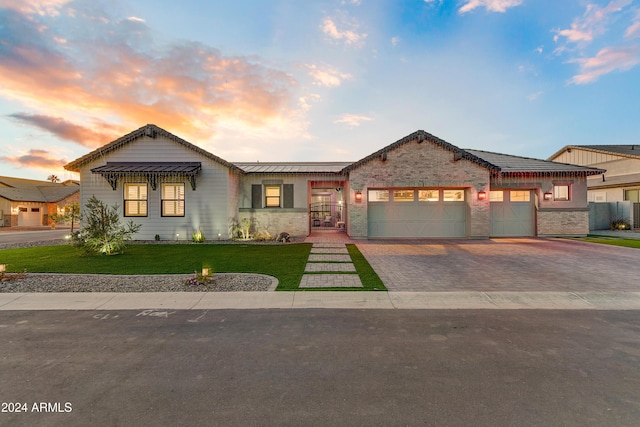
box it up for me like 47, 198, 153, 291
235, 162, 351, 174
90, 162, 202, 174
465, 149, 605, 176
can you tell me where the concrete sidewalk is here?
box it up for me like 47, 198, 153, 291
1, 291, 640, 310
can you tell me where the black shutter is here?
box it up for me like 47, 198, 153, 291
252, 185, 262, 208
283, 184, 294, 208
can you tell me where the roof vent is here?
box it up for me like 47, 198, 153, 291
145, 126, 157, 138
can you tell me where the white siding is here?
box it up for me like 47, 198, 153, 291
78, 135, 232, 241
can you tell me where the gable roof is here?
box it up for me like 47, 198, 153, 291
342, 130, 499, 173
465, 149, 605, 177
64, 124, 243, 174
0, 176, 79, 203
548, 145, 640, 161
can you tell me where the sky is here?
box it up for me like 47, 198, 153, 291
1, 0, 639, 181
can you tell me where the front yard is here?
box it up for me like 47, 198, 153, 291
0, 243, 386, 291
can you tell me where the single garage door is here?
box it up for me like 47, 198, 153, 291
18, 207, 42, 227
490, 190, 534, 237
368, 189, 467, 238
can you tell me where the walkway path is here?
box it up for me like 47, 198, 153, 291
300, 233, 363, 288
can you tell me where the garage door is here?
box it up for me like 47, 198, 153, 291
368, 189, 467, 238
490, 190, 534, 237
18, 207, 42, 226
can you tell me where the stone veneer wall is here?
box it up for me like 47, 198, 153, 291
347, 139, 491, 238
537, 209, 589, 236
238, 209, 309, 238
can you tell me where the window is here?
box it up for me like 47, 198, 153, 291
162, 183, 185, 217
553, 185, 570, 201
510, 191, 530, 202
393, 190, 414, 202
418, 190, 439, 202
624, 189, 639, 202
19, 207, 28, 212
489, 191, 503, 202
31, 207, 40, 212
124, 183, 147, 216
368, 190, 389, 202
443, 190, 464, 201
265, 185, 281, 207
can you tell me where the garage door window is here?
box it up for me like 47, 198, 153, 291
368, 190, 389, 202
490, 191, 503, 202
393, 190, 415, 202
510, 191, 530, 202
418, 190, 439, 201
443, 190, 464, 201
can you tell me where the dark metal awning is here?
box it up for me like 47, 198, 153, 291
91, 162, 202, 190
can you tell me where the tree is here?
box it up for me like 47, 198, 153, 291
49, 202, 80, 232
47, 174, 60, 183
72, 196, 141, 255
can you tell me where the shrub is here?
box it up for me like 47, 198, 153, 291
72, 196, 141, 255
610, 218, 631, 231
192, 230, 205, 243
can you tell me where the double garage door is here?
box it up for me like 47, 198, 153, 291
368, 189, 467, 238
367, 188, 535, 238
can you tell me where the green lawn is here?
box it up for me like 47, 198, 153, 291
578, 235, 640, 249
0, 243, 312, 289
0, 242, 387, 290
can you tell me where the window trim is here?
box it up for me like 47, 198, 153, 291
124, 183, 148, 217
161, 183, 185, 217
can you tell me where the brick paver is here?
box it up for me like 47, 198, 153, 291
356, 238, 640, 292
299, 274, 363, 288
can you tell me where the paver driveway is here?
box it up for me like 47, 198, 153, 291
356, 238, 640, 292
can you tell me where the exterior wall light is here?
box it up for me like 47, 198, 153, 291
477, 191, 487, 201
543, 192, 553, 201
355, 191, 363, 203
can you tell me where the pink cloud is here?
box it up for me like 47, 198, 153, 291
0, 3, 302, 147
556, 0, 633, 45
459, 0, 523, 14
1, 149, 67, 169
569, 45, 640, 84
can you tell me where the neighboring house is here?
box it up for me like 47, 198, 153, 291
549, 145, 640, 227
0, 177, 80, 227
548, 145, 640, 203
64, 124, 603, 240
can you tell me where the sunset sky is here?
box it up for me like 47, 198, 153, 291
1, 0, 639, 181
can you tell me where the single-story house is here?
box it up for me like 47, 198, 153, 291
0, 176, 80, 227
549, 145, 640, 203
64, 124, 604, 240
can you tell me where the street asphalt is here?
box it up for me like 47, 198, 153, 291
1, 309, 639, 426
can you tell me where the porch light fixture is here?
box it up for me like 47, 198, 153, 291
477, 191, 487, 201
202, 267, 210, 277
355, 191, 363, 203
543, 192, 553, 201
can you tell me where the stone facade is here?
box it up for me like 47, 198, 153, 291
238, 209, 309, 238
537, 209, 590, 236
347, 138, 491, 238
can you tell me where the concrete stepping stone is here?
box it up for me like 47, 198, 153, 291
308, 254, 352, 262
305, 263, 357, 272
310, 247, 349, 254
299, 274, 363, 288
